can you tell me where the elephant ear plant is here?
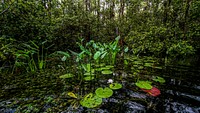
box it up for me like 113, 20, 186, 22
108, 36, 121, 65
92, 36, 121, 65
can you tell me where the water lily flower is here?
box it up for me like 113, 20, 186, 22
107, 79, 113, 84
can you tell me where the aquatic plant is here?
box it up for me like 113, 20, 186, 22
80, 93, 102, 108
59, 73, 75, 79
12, 40, 48, 73
95, 87, 113, 98
109, 83, 122, 90
55, 51, 71, 67
101, 70, 113, 75
152, 76, 165, 84
141, 87, 161, 97
135, 81, 153, 90
82, 63, 95, 73
84, 76, 94, 81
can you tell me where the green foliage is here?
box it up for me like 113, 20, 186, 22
12, 41, 47, 73
167, 41, 195, 57
84, 76, 94, 81
101, 70, 113, 75
135, 81, 153, 90
109, 83, 122, 90
80, 93, 102, 108
152, 76, 166, 84
95, 87, 113, 98
0, 36, 16, 61
1, 0, 199, 73
59, 73, 75, 79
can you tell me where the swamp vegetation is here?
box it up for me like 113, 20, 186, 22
0, 0, 200, 113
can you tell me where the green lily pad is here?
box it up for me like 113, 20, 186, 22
95, 68, 103, 71
152, 76, 165, 83
144, 63, 154, 67
80, 93, 102, 108
135, 81, 153, 90
95, 67, 111, 71
105, 65, 114, 68
133, 61, 142, 65
102, 70, 113, 75
109, 83, 122, 90
95, 87, 113, 98
84, 76, 94, 81
59, 73, 74, 79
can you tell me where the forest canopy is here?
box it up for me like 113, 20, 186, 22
0, 0, 200, 63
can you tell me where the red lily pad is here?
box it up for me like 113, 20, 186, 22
141, 87, 161, 97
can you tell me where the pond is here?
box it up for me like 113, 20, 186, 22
0, 56, 200, 113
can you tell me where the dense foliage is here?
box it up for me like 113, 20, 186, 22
0, 0, 200, 72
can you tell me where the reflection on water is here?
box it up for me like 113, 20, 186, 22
0, 57, 200, 113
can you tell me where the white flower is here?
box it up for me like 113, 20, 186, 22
107, 79, 113, 84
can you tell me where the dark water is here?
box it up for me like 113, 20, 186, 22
0, 57, 200, 113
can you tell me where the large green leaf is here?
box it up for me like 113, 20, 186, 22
135, 81, 153, 90
59, 73, 74, 79
109, 83, 122, 90
80, 93, 102, 108
95, 87, 113, 98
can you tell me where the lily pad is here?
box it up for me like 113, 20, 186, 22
102, 70, 113, 75
135, 81, 153, 90
105, 65, 114, 68
95, 68, 103, 71
133, 61, 142, 65
109, 83, 122, 90
95, 67, 111, 71
95, 87, 113, 98
84, 76, 94, 81
144, 63, 154, 67
141, 87, 161, 96
152, 76, 165, 83
80, 93, 102, 108
59, 73, 74, 79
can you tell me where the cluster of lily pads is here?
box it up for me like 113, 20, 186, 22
59, 63, 114, 81
80, 83, 122, 108
135, 76, 165, 96
63, 82, 122, 108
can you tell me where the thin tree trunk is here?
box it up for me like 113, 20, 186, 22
183, 0, 192, 39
